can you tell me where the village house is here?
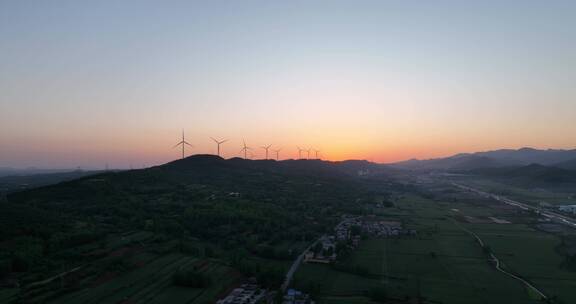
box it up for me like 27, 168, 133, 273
283, 288, 315, 304
558, 204, 576, 214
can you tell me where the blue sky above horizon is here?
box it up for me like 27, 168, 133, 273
1, 1, 575, 168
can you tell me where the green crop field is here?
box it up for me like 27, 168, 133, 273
472, 223, 576, 303
51, 252, 238, 304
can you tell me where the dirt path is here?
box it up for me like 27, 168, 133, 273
450, 218, 547, 300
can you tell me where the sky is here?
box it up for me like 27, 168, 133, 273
1, 1, 575, 168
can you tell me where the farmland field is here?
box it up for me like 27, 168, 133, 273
54, 252, 239, 304
293, 188, 576, 304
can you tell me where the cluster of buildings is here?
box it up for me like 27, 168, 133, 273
362, 220, 403, 237
216, 282, 266, 304
302, 216, 416, 265
537, 202, 576, 217
558, 204, 576, 215
304, 217, 361, 264
303, 235, 337, 263
362, 217, 417, 238
282, 288, 315, 304
334, 217, 361, 241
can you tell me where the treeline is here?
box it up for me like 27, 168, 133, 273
230, 251, 286, 289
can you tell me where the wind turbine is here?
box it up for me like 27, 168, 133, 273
173, 130, 193, 159
296, 146, 305, 159
314, 149, 321, 159
210, 137, 228, 157
240, 140, 252, 159
273, 148, 282, 161
261, 144, 272, 160
305, 148, 311, 159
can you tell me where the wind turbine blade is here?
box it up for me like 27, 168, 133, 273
172, 142, 183, 148
210, 137, 217, 143
184, 141, 193, 147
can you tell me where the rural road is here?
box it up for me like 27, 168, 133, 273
280, 216, 361, 292
280, 238, 320, 292
27, 266, 83, 289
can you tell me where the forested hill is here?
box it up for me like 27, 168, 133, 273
6, 154, 385, 210
2, 155, 392, 245
0, 155, 404, 303
161, 154, 387, 179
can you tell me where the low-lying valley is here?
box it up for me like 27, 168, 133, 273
1, 153, 576, 304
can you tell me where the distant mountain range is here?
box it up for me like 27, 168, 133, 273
468, 164, 576, 186
3, 148, 575, 192
553, 158, 576, 170
0, 167, 87, 177
0, 170, 106, 193
390, 148, 576, 171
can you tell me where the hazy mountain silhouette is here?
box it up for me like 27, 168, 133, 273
0, 170, 104, 193
467, 163, 576, 186
391, 147, 576, 171
552, 158, 576, 170
0, 167, 86, 177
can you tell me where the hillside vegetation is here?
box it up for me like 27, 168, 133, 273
0, 155, 396, 304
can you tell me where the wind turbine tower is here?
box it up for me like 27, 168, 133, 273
240, 140, 252, 159
305, 148, 311, 159
297, 146, 304, 159
314, 149, 321, 159
173, 130, 193, 159
273, 148, 282, 161
210, 137, 228, 157
261, 144, 272, 159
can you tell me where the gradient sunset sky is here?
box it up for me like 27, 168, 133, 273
1, 1, 575, 168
